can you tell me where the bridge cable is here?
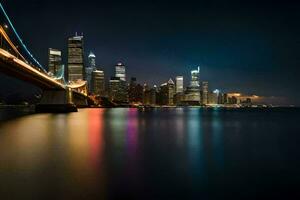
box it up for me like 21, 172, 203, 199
0, 3, 46, 72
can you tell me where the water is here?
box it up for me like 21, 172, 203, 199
0, 108, 299, 199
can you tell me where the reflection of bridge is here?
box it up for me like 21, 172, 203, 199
0, 3, 92, 112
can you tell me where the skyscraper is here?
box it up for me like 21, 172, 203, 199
109, 77, 128, 103
86, 52, 96, 92
201, 81, 209, 105
91, 70, 105, 96
190, 67, 200, 87
183, 67, 201, 105
67, 34, 84, 82
175, 76, 184, 94
88, 52, 96, 69
48, 48, 62, 77
158, 79, 175, 106
129, 77, 143, 104
115, 62, 126, 81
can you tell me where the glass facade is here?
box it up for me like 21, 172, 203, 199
48, 48, 62, 77
115, 62, 126, 81
91, 70, 105, 96
68, 35, 84, 82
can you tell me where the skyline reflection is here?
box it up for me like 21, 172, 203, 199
0, 108, 299, 199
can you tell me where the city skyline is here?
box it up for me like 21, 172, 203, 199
0, 1, 299, 105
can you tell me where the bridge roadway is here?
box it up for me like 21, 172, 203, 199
0, 48, 91, 112
0, 48, 66, 89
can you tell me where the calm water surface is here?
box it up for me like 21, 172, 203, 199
0, 108, 300, 199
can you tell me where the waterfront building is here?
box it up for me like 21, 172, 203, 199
88, 52, 96, 69
175, 76, 184, 94
208, 89, 220, 104
201, 81, 209, 105
182, 67, 201, 105
86, 52, 96, 92
174, 92, 184, 105
68, 34, 84, 82
109, 77, 128, 103
158, 79, 175, 106
143, 87, 157, 106
48, 48, 62, 77
129, 77, 143, 104
91, 70, 105, 96
115, 62, 126, 81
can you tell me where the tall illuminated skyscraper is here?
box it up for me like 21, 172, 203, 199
86, 52, 96, 92
67, 34, 84, 82
190, 67, 200, 87
175, 76, 184, 93
115, 62, 126, 81
88, 52, 96, 69
182, 67, 201, 105
91, 70, 105, 96
201, 81, 209, 105
48, 48, 62, 77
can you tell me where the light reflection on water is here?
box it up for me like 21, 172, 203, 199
0, 108, 299, 199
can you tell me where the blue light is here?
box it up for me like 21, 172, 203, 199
0, 3, 46, 72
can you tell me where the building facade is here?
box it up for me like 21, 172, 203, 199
91, 70, 105, 96
129, 78, 143, 104
158, 79, 175, 106
175, 76, 184, 94
109, 77, 128, 103
115, 62, 126, 81
86, 52, 96, 93
48, 48, 62, 77
183, 67, 201, 105
201, 81, 209, 105
68, 34, 84, 82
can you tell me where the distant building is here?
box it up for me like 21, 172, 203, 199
201, 81, 209, 105
208, 89, 220, 104
144, 87, 157, 106
109, 77, 128, 103
115, 62, 126, 81
88, 52, 96, 69
86, 52, 96, 92
129, 77, 143, 104
174, 92, 184, 105
175, 76, 184, 94
68, 34, 84, 82
182, 67, 201, 105
48, 48, 62, 77
158, 79, 175, 106
91, 70, 105, 96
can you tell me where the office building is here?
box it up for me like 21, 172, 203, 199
158, 79, 175, 106
208, 89, 220, 104
175, 76, 184, 94
143, 87, 157, 106
91, 70, 105, 96
88, 51, 96, 69
109, 77, 128, 103
86, 52, 96, 92
201, 81, 209, 105
48, 48, 62, 77
182, 67, 201, 105
115, 62, 126, 81
68, 34, 84, 82
129, 77, 143, 104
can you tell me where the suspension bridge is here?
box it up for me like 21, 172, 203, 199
0, 3, 93, 112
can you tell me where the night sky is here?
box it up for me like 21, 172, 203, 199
0, 0, 300, 105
